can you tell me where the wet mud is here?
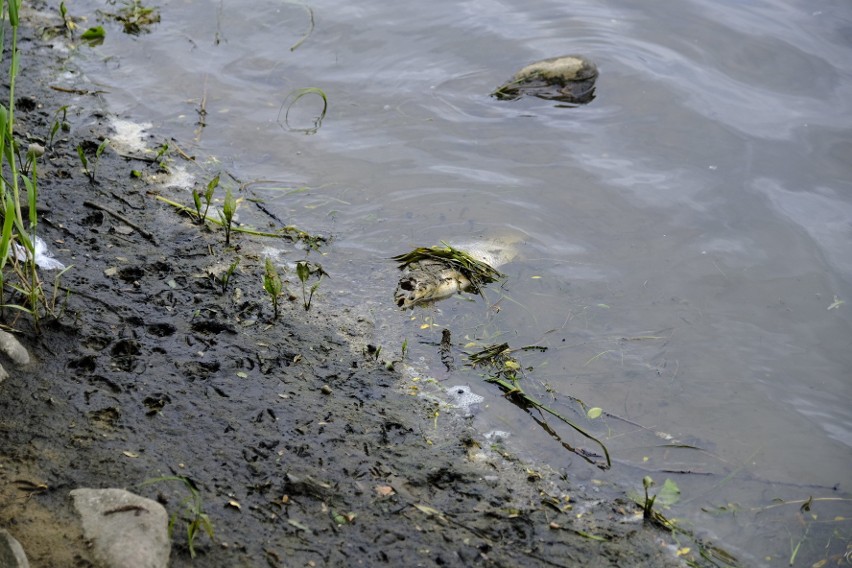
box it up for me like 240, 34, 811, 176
0, 10, 682, 567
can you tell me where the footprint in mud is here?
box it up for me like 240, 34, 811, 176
176, 360, 221, 381
143, 393, 171, 415
145, 323, 176, 337
110, 339, 143, 373
117, 266, 145, 285
190, 320, 237, 335
89, 407, 120, 429
68, 354, 97, 375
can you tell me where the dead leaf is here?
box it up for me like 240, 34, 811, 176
288, 519, 309, 531
375, 485, 395, 497
226, 499, 241, 511
14, 479, 48, 492
413, 504, 445, 521
122, 451, 139, 458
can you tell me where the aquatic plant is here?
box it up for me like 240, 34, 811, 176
153, 141, 170, 172
191, 174, 218, 225
140, 475, 214, 559
218, 257, 239, 295
218, 187, 237, 246
288, 3, 314, 51
632, 476, 739, 567
642, 476, 658, 521
468, 342, 611, 469
77, 138, 110, 183
59, 1, 77, 34
278, 87, 328, 134
0, 0, 69, 328
263, 258, 284, 320
80, 25, 106, 46
295, 259, 327, 311
100, 0, 161, 35
47, 105, 70, 150
156, 193, 325, 247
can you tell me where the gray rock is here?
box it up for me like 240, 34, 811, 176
70, 488, 170, 568
0, 330, 30, 366
0, 529, 30, 568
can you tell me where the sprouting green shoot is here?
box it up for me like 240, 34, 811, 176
192, 174, 221, 225
139, 475, 213, 558
401, 338, 408, 360
76, 145, 88, 176
643, 476, 657, 521
154, 142, 170, 172
295, 259, 328, 311
220, 257, 239, 294
203, 174, 218, 219
263, 258, 283, 319
77, 138, 110, 183
48, 105, 70, 149
191, 188, 203, 220
59, 2, 77, 34
218, 187, 236, 245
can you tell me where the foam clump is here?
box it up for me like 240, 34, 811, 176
446, 385, 484, 416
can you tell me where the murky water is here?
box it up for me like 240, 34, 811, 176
63, 0, 852, 564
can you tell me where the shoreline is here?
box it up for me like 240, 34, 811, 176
0, 8, 690, 567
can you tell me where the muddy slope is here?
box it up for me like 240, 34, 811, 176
0, 11, 683, 568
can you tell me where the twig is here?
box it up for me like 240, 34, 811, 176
83, 201, 158, 244
49, 85, 107, 96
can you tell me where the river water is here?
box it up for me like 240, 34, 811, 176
61, 0, 852, 565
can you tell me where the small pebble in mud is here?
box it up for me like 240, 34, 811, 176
321, 384, 333, 395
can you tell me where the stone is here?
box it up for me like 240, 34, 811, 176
0, 330, 30, 366
70, 488, 170, 568
0, 529, 30, 568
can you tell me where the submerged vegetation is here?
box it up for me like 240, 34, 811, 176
278, 87, 328, 134
467, 342, 611, 469
99, 0, 161, 35
631, 476, 740, 567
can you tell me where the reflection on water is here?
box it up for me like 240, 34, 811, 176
68, 0, 852, 564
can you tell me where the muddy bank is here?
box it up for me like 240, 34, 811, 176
0, 9, 685, 567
